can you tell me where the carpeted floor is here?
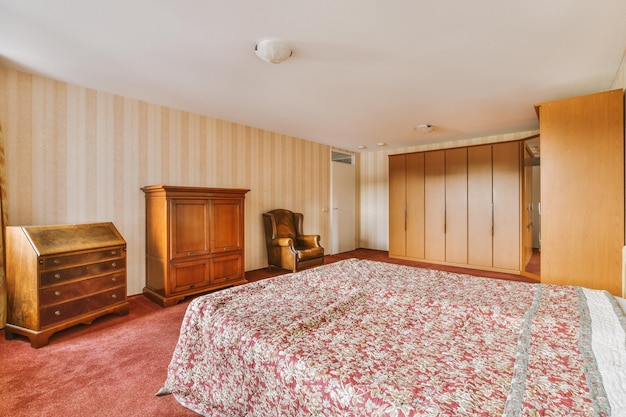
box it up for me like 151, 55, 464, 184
0, 249, 537, 416
0, 294, 198, 416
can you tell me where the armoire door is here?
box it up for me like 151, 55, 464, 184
171, 199, 210, 258
445, 148, 468, 264
424, 151, 446, 261
210, 198, 244, 253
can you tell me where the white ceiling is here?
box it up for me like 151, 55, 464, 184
1, 1, 626, 152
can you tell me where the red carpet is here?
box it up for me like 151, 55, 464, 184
0, 295, 198, 416
0, 249, 536, 416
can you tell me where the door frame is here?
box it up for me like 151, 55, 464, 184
330, 150, 357, 254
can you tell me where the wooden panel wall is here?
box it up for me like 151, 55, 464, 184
0, 67, 331, 295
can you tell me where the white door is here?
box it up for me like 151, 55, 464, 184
331, 151, 356, 254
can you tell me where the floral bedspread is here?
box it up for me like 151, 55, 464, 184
160, 259, 626, 416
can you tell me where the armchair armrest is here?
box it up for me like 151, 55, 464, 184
275, 237, 294, 247
296, 234, 321, 247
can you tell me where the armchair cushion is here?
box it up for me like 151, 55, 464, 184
295, 246, 324, 261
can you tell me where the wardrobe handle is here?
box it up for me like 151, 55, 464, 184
491, 203, 495, 236
404, 202, 407, 231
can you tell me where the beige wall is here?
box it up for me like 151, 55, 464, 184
611, 50, 626, 90
0, 67, 331, 295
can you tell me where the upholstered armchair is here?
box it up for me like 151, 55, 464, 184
262, 209, 325, 272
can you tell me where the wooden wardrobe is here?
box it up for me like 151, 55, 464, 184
536, 89, 624, 297
389, 141, 521, 273
141, 185, 249, 307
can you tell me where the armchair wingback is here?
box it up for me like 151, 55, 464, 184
262, 209, 324, 272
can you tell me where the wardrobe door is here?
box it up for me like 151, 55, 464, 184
388, 154, 407, 257
445, 148, 468, 264
492, 141, 520, 270
467, 145, 493, 267
538, 89, 624, 296
424, 151, 446, 261
406, 153, 425, 258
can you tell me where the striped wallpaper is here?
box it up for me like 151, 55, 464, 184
0, 67, 330, 295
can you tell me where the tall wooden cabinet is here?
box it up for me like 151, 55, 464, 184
389, 153, 425, 258
389, 141, 520, 273
536, 89, 624, 297
141, 185, 249, 307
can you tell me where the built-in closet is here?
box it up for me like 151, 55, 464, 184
389, 141, 520, 273
390, 89, 625, 297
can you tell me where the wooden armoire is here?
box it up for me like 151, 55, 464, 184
536, 89, 624, 297
389, 141, 521, 273
141, 185, 249, 307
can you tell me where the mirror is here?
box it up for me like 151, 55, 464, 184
522, 136, 540, 278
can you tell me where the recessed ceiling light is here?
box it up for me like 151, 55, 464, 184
377, 142, 387, 147
416, 124, 434, 133
357, 145, 367, 149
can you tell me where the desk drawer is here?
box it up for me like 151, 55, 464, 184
39, 273, 126, 307
42, 247, 124, 270
40, 259, 125, 286
40, 287, 126, 327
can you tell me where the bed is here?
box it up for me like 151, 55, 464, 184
158, 259, 626, 416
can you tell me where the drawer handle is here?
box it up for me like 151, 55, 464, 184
54, 291, 61, 296
187, 251, 195, 256
54, 273, 61, 279
224, 247, 231, 251
111, 262, 117, 267
54, 310, 61, 316
53, 259, 61, 265
111, 294, 117, 299
111, 250, 117, 255
111, 277, 117, 282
